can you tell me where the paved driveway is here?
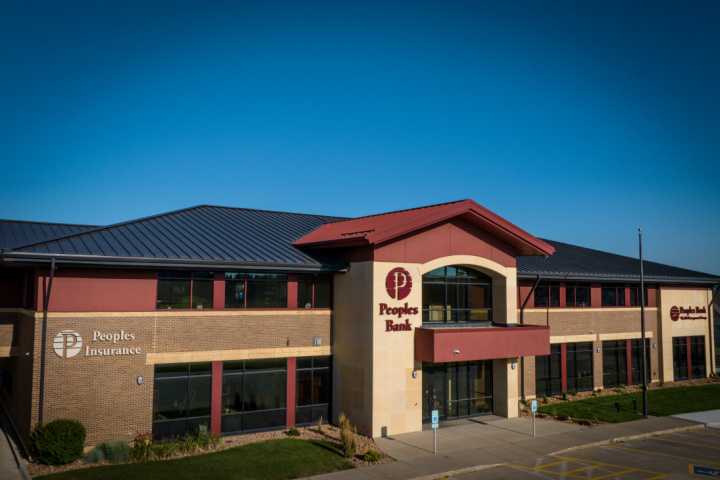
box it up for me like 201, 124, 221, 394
452, 425, 720, 479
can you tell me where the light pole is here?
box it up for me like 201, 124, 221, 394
639, 229, 648, 416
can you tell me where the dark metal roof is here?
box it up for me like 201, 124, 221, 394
2, 206, 348, 272
518, 239, 720, 284
0, 220, 99, 250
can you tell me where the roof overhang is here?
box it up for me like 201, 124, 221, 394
295, 199, 555, 257
415, 325, 550, 362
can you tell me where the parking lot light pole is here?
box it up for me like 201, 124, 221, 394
639, 229, 648, 416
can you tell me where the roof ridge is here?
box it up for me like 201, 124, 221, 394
204, 204, 348, 220
320, 199, 468, 225
0, 219, 100, 228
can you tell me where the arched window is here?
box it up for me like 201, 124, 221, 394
422, 266, 492, 323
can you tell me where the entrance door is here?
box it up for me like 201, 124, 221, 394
422, 361, 493, 423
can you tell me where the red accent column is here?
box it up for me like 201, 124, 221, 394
590, 283, 601, 308
287, 274, 298, 309
286, 357, 296, 427
626, 339, 633, 386
213, 272, 225, 309
211, 361, 223, 434
686, 337, 692, 379
561, 344, 567, 393
559, 283, 566, 308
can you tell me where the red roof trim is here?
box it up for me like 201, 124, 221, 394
294, 199, 555, 257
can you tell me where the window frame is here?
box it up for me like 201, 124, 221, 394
224, 273, 288, 309
534, 282, 561, 308
156, 271, 214, 310
297, 274, 333, 309
422, 266, 492, 324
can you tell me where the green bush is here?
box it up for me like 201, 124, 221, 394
30, 419, 86, 465
285, 428, 301, 437
362, 450, 383, 462
84, 446, 104, 464
102, 439, 131, 464
542, 395, 548, 404
562, 392, 568, 401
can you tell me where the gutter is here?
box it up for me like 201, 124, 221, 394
38, 257, 56, 424
517, 273, 720, 286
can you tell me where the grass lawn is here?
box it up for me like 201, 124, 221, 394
538, 383, 720, 424
36, 438, 354, 480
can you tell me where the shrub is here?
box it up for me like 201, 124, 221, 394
570, 391, 577, 396
286, 428, 301, 437
130, 432, 154, 462
520, 396, 527, 406
84, 446, 104, 464
101, 439, 131, 464
542, 395, 548, 404
561, 392, 567, 401
363, 450, 383, 462
30, 419, 86, 465
317, 415, 324, 433
338, 412, 357, 458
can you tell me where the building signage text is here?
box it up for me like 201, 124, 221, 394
54, 329, 141, 358
382, 267, 419, 333
670, 305, 707, 322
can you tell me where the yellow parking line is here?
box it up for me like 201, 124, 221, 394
536, 458, 581, 469
506, 464, 590, 478
649, 437, 720, 450
550, 454, 696, 480
689, 430, 720, 437
564, 464, 602, 473
604, 444, 720, 466
593, 469, 635, 480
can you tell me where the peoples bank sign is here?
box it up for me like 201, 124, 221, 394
382, 267, 419, 332
53, 330, 142, 359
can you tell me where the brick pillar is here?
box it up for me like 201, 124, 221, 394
211, 361, 223, 434
286, 357, 296, 427
561, 344, 567, 393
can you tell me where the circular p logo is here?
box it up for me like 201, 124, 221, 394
53, 330, 83, 358
670, 306, 680, 322
386, 267, 412, 300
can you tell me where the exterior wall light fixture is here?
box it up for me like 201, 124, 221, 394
597, 347, 600, 353
511, 363, 516, 370
137, 376, 143, 385
412, 370, 417, 378
453, 350, 460, 356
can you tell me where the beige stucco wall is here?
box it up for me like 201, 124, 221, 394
657, 288, 713, 381
333, 255, 519, 438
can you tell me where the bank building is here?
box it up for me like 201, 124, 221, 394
0, 199, 717, 451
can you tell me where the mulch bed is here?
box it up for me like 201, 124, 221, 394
26, 426, 393, 478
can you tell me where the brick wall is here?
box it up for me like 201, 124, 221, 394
0, 311, 19, 346
32, 310, 331, 446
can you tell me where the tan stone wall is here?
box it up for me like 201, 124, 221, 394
23, 310, 331, 446
657, 287, 713, 381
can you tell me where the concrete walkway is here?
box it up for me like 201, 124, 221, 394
303, 413, 718, 480
0, 403, 29, 480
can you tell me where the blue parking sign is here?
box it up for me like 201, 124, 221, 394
531, 400, 537, 412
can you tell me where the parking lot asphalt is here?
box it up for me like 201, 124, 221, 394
451, 425, 720, 479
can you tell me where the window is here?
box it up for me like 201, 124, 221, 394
566, 342, 594, 392
221, 358, 287, 433
602, 340, 627, 388
422, 266, 492, 323
690, 336, 706, 379
225, 273, 287, 309
630, 339, 651, 384
565, 282, 591, 307
296, 356, 331, 425
153, 363, 212, 439
534, 282, 560, 308
535, 344, 562, 396
672, 337, 688, 380
601, 283, 625, 307
628, 284, 649, 307
297, 275, 332, 309
157, 271, 213, 309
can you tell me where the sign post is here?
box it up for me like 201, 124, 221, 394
531, 400, 537, 437
431, 410, 439, 454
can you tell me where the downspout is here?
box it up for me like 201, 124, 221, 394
519, 275, 542, 399
38, 258, 56, 424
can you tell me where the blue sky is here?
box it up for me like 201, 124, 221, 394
1, 1, 719, 276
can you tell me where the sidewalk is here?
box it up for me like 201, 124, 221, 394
303, 412, 718, 480
0, 402, 29, 480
